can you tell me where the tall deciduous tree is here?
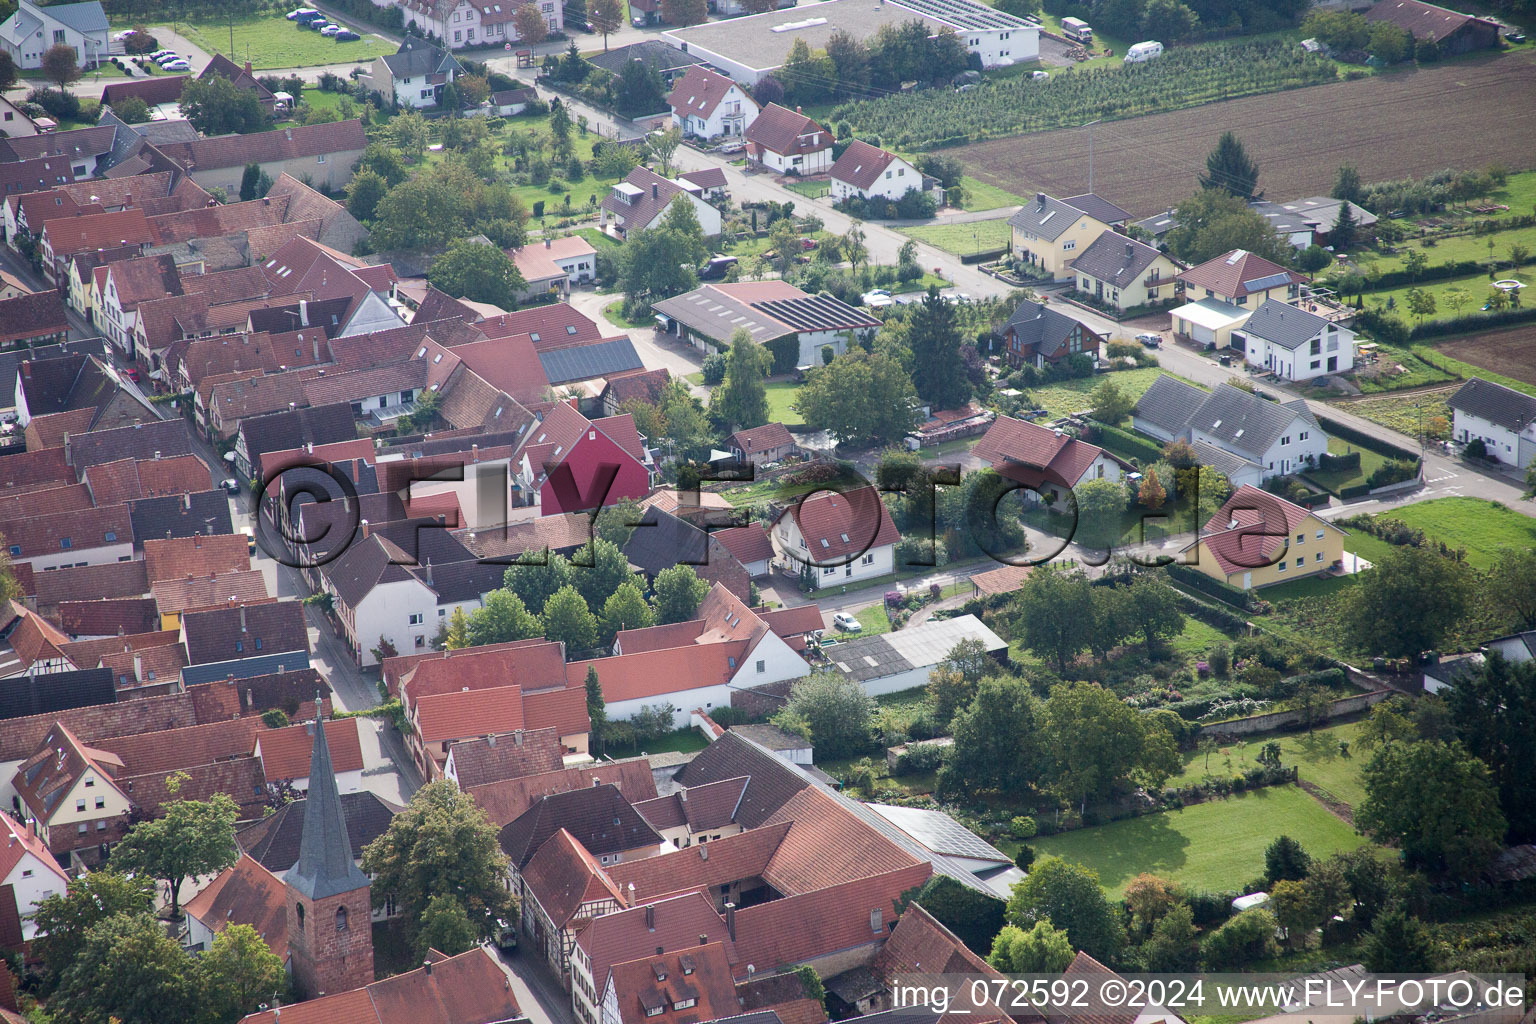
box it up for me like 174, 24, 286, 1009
361, 781, 515, 938
1343, 546, 1472, 658
1014, 568, 1095, 673
618, 202, 708, 313
111, 793, 239, 919
40, 43, 81, 93
711, 329, 773, 430
1356, 739, 1506, 879
1442, 652, 1536, 842
1123, 574, 1184, 657
346, 168, 388, 222
200, 923, 287, 1024
660, 0, 708, 25
652, 564, 709, 623
1331, 163, 1363, 204
1166, 189, 1293, 266
938, 676, 1044, 798
514, 1, 549, 43
1043, 681, 1181, 810
908, 286, 969, 410
180, 74, 269, 135
773, 670, 874, 759
1005, 857, 1121, 962
504, 552, 575, 613
415, 893, 479, 958
589, 0, 623, 48
542, 584, 599, 653
824, 29, 870, 96
0, 50, 17, 93
31, 873, 156, 993
571, 537, 640, 610
1199, 131, 1260, 199
987, 921, 1074, 973
795, 351, 919, 445
53, 913, 198, 1024
467, 589, 541, 646
600, 580, 654, 646
428, 239, 526, 309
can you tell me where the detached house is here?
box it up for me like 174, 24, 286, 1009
1137, 378, 1325, 482
669, 66, 760, 141
0, 811, 69, 938
600, 166, 722, 240
1008, 192, 1114, 281
1176, 248, 1306, 309
1447, 377, 1536, 470
1233, 299, 1356, 382
0, 0, 108, 70
743, 104, 832, 176
998, 298, 1102, 369
154, 120, 367, 195
973, 415, 1129, 504
771, 486, 900, 588
725, 421, 796, 466
398, 0, 559, 49
371, 37, 463, 109
829, 141, 925, 203
1071, 233, 1182, 311
1181, 484, 1345, 591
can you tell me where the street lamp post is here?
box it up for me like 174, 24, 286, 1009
1080, 118, 1101, 193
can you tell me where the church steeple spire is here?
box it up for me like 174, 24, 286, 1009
289, 694, 371, 901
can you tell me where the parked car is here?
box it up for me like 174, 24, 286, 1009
699, 254, 738, 280
287, 6, 319, 18
1030, 70, 1049, 80
334, 29, 360, 40
862, 288, 893, 308
113, 28, 137, 40
162, 59, 191, 71
832, 612, 862, 632
320, 23, 342, 35
219, 478, 240, 495
149, 48, 176, 59
1135, 332, 1162, 348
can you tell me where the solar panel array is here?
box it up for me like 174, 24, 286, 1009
1242, 271, 1295, 292
752, 294, 879, 333
890, 0, 1032, 31
537, 337, 644, 384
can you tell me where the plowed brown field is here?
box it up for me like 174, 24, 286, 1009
957, 49, 1536, 217
1435, 324, 1536, 385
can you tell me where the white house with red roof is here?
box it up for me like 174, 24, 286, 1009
600, 166, 723, 240
0, 810, 68, 939
771, 487, 900, 588
669, 66, 760, 141
972, 415, 1129, 505
743, 104, 832, 176
829, 141, 924, 203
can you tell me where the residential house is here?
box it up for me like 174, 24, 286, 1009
464, 758, 658, 828
143, 533, 251, 585
586, 39, 704, 78
1008, 192, 1114, 281
499, 783, 667, 877
150, 570, 270, 631
233, 401, 357, 479
198, 54, 280, 112
997, 298, 1102, 369
829, 141, 925, 203
183, 853, 289, 961
1447, 377, 1536, 469
514, 401, 653, 516
973, 415, 1129, 503
622, 507, 752, 606
0, 811, 69, 938
601, 166, 723, 240
771, 486, 899, 588
12, 721, 135, 856
38, 207, 151, 284
0, 0, 108, 70
677, 168, 728, 201
0, 504, 132, 571
599, 942, 739, 1024
508, 236, 599, 303
179, 602, 310, 686
743, 104, 832, 176
726, 422, 796, 466
253, 716, 365, 794
13, 352, 158, 430
154, 121, 367, 194
490, 86, 539, 115
669, 66, 760, 141
96, 254, 183, 355
1070, 233, 1181, 311
1275, 196, 1378, 248
442, 727, 566, 790
1175, 248, 1306, 309
0, 291, 68, 349
370, 36, 463, 108
1363, 0, 1499, 55
1061, 193, 1132, 227
236, 947, 520, 1024
1232, 299, 1356, 381
1180, 484, 1346, 590
397, 0, 558, 49
653, 281, 879, 368
0, 97, 39, 139
715, 526, 776, 577
519, 828, 630, 977
600, 368, 671, 417
1169, 380, 1325, 481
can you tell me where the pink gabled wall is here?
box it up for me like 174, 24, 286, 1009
538, 430, 650, 515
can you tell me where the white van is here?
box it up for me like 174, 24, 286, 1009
1124, 40, 1164, 63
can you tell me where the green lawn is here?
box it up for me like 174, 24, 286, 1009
957, 176, 1025, 213
601, 300, 654, 330
573, 226, 622, 250
1357, 270, 1531, 324
1352, 347, 1458, 393
1168, 721, 1368, 809
1373, 496, 1536, 570
153, 13, 388, 69
897, 218, 1013, 257
1030, 786, 1373, 897
1167, 616, 1233, 659
855, 603, 892, 635
605, 726, 709, 758
1302, 436, 1393, 495
764, 380, 804, 428
1025, 368, 1187, 420
783, 179, 829, 199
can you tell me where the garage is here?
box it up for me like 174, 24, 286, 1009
1171, 297, 1253, 350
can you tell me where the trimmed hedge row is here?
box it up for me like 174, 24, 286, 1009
1314, 413, 1419, 464
1409, 306, 1536, 340
1167, 586, 1252, 633
1367, 258, 1481, 291
1089, 420, 1166, 466
1318, 450, 1360, 472
1167, 562, 1257, 610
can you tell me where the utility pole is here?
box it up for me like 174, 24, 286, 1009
1080, 119, 1101, 193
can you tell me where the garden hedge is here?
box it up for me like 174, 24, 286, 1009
1367, 258, 1481, 291
1166, 562, 1256, 610
1409, 306, 1536, 340
1089, 421, 1165, 466
1314, 414, 1419, 464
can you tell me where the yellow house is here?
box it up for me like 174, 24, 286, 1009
1009, 192, 1113, 281
1071, 232, 1184, 310
1180, 484, 1346, 590
1175, 248, 1307, 309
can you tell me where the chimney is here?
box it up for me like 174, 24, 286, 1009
1125, 241, 1134, 261
246, 688, 254, 709
245, 60, 253, 74
514, 730, 524, 747
698, 934, 708, 946
184, 492, 192, 510
133, 653, 142, 681
724, 902, 736, 940
423, 960, 433, 977
679, 789, 687, 803
544, 237, 552, 248
652, 183, 659, 200
299, 298, 309, 326
1036, 192, 1046, 210
240, 605, 247, 632
312, 336, 321, 361
795, 106, 802, 114
645, 905, 656, 931
699, 845, 708, 861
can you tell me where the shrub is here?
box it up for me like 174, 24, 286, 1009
1366, 459, 1418, 489
123, 29, 158, 54
27, 88, 80, 121
1317, 450, 1360, 472
1009, 815, 1037, 840
1203, 908, 1281, 967
893, 741, 949, 775
701, 352, 727, 385
260, 708, 289, 729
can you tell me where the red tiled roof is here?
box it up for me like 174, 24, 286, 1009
576, 891, 735, 993
95, 716, 263, 777
9, 605, 70, 668
0, 482, 92, 521
1188, 483, 1335, 576
522, 685, 590, 738
785, 486, 899, 561
57, 597, 159, 638
0, 291, 68, 346
760, 786, 920, 894
754, 604, 822, 638
521, 828, 627, 929
256, 717, 364, 784
97, 641, 189, 686
415, 687, 525, 746
41, 208, 152, 260
875, 903, 1028, 1024
1363, 0, 1496, 40
970, 564, 1033, 597
57, 629, 180, 672
0, 504, 130, 560
0, 446, 72, 493
608, 821, 789, 903
713, 525, 775, 569
973, 415, 1119, 490
604, 942, 738, 1024
0, 811, 66, 889
829, 140, 898, 192
142, 534, 251, 584
398, 640, 568, 711
726, 422, 794, 457
745, 104, 829, 157
669, 66, 748, 119
445, 727, 564, 790
1175, 249, 1306, 300
156, 121, 366, 173
183, 853, 289, 962
564, 641, 749, 703
150, 570, 270, 617
467, 759, 658, 827
239, 947, 520, 1024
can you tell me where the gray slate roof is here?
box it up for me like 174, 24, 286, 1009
1008, 192, 1096, 241
1070, 231, 1165, 289
1133, 374, 1205, 436
381, 37, 461, 79
37, 0, 108, 33
1003, 298, 1081, 359
1238, 298, 1331, 351
1186, 383, 1317, 461
1447, 377, 1536, 431
586, 39, 702, 75
238, 790, 401, 873
1062, 193, 1132, 226
1189, 438, 1261, 479
288, 707, 373, 900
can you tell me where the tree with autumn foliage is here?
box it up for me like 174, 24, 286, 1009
1138, 467, 1166, 510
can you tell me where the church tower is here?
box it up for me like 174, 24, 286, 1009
285, 697, 374, 999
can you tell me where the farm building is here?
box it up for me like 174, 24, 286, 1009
662, 0, 1037, 85
825, 615, 1007, 697
652, 281, 879, 367
1363, 0, 1500, 56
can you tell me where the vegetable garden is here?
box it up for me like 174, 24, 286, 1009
828, 40, 1336, 151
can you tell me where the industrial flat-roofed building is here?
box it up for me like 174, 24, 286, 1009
662, 0, 1037, 84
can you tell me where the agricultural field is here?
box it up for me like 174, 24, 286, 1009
1431, 324, 1536, 388
1371, 496, 1536, 570
830, 39, 1336, 152
954, 48, 1536, 217
897, 218, 1013, 257
1029, 785, 1373, 897
153, 13, 388, 69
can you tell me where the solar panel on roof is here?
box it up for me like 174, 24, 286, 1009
1242, 272, 1293, 292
